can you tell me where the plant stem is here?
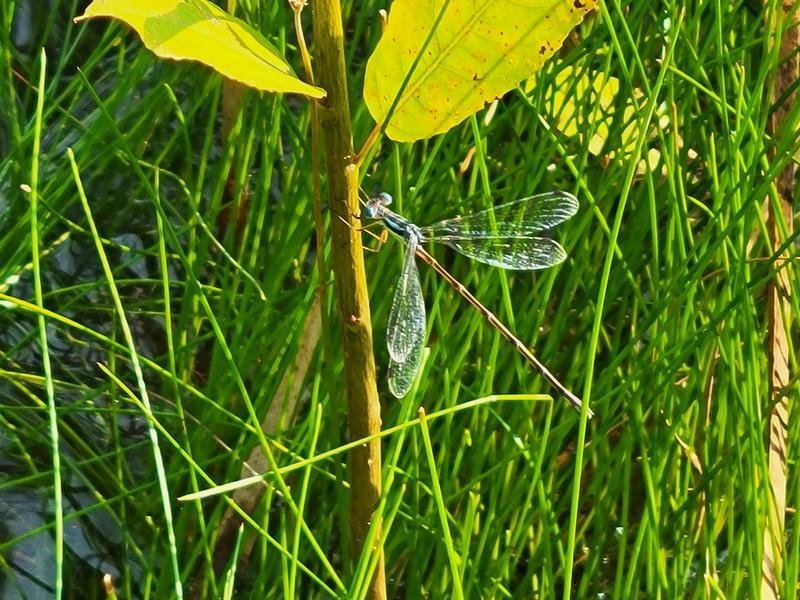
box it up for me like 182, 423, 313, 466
311, 1, 386, 598
290, 0, 332, 368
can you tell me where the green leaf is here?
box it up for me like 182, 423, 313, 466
75, 0, 325, 99
364, 0, 596, 142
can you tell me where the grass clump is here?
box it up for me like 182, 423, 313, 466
1, 1, 798, 598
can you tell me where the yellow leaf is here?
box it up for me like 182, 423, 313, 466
549, 66, 640, 156
364, 0, 596, 142
544, 65, 672, 174
76, 0, 325, 99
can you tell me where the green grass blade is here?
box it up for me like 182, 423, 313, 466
67, 148, 184, 599
28, 48, 63, 600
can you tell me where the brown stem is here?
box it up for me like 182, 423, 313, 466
311, 1, 387, 598
291, 0, 314, 84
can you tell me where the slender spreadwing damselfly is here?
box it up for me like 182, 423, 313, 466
363, 191, 592, 418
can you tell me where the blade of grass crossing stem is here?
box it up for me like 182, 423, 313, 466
353, 362, 425, 597
66, 148, 183, 600
290, 400, 324, 596
179, 395, 548, 502
222, 525, 245, 600
458, 492, 479, 588
356, 484, 407, 600
350, 473, 395, 598
280, 513, 291, 598
29, 49, 63, 600
418, 407, 464, 599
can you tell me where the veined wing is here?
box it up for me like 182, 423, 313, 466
444, 236, 568, 270
419, 191, 579, 240
388, 338, 424, 398
386, 234, 426, 364
386, 234, 426, 397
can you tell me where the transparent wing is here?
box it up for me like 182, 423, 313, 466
419, 191, 579, 240
444, 236, 568, 270
388, 339, 424, 398
386, 235, 426, 363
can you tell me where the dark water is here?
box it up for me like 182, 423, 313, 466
0, 191, 161, 598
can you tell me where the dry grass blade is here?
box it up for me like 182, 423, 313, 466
213, 293, 322, 569
760, 3, 797, 598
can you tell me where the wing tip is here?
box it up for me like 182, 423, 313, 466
555, 190, 580, 217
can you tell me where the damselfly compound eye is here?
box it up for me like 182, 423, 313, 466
364, 201, 379, 219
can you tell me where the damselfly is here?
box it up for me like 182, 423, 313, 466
364, 191, 592, 417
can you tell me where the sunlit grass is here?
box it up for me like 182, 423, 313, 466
1, 0, 798, 598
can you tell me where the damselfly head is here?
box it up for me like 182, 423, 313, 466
364, 192, 393, 219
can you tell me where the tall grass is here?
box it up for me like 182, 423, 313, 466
1, 0, 798, 598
